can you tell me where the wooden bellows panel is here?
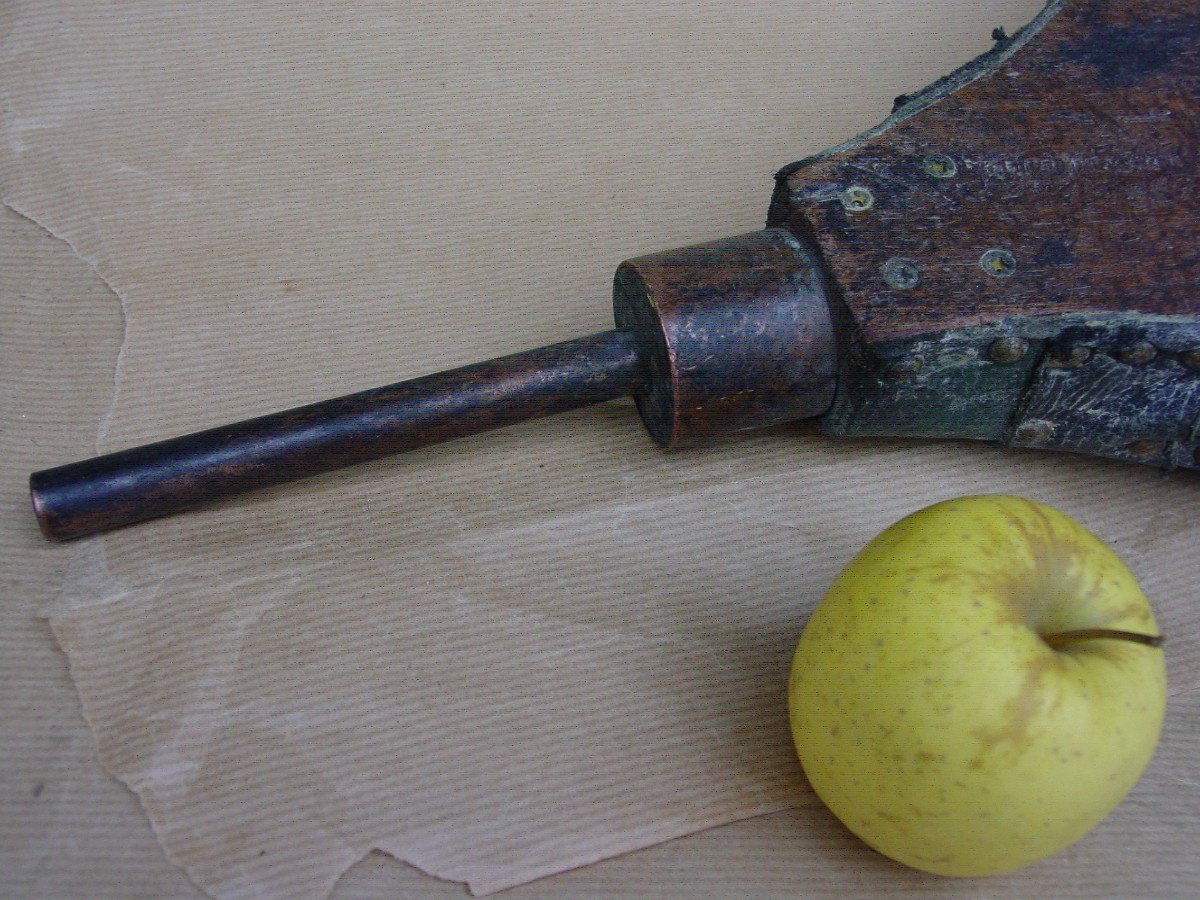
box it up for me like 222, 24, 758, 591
770, 0, 1200, 346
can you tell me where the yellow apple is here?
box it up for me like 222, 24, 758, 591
788, 494, 1165, 876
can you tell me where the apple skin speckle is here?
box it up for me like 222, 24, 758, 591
788, 494, 1166, 877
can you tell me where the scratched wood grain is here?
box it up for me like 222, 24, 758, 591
771, 0, 1200, 345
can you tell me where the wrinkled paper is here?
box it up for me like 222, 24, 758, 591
4, 1, 1198, 896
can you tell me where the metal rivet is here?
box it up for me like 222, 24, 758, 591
980, 248, 1017, 278
988, 336, 1029, 364
1116, 341, 1157, 366
841, 185, 875, 212
1047, 344, 1092, 368
1015, 420, 1056, 444
882, 257, 920, 290
1180, 348, 1200, 371
923, 155, 958, 179
1126, 438, 1167, 459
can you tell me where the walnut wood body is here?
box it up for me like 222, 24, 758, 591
769, 0, 1200, 471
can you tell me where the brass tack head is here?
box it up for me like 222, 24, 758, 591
842, 185, 875, 213
1116, 341, 1157, 366
1180, 348, 1200, 371
987, 336, 1029, 364
923, 155, 958, 179
980, 248, 1017, 278
882, 257, 920, 290
1014, 420, 1056, 444
1126, 438, 1167, 459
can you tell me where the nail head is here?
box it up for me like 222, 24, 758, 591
1116, 341, 1157, 366
882, 257, 920, 290
842, 185, 875, 213
988, 336, 1029, 364
1015, 420, 1056, 444
980, 248, 1017, 278
923, 155, 958, 179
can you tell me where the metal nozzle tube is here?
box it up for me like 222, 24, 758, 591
30, 228, 838, 542
30, 329, 647, 541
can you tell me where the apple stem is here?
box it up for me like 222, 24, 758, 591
1042, 629, 1164, 649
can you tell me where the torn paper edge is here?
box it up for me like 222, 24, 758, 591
0, 195, 143, 618
372, 802, 793, 897
0, 196, 129, 453
0, 193, 221, 896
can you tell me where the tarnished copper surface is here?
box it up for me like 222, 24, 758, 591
30, 330, 647, 540
31, 227, 841, 540
613, 228, 837, 448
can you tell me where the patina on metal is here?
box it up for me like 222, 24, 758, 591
31, 229, 838, 540
31, 331, 651, 541
613, 228, 837, 448
29, 0, 1200, 541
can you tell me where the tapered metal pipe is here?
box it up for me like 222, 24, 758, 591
30, 329, 647, 541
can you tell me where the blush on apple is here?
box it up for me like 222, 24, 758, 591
788, 494, 1165, 876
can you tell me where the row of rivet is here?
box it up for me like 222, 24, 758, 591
843, 165, 1018, 290
1003, 340, 1200, 466
879, 254, 1016, 290
1013, 423, 1195, 465
985, 339, 1200, 371
849, 154, 1199, 467
889, 340, 1200, 376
